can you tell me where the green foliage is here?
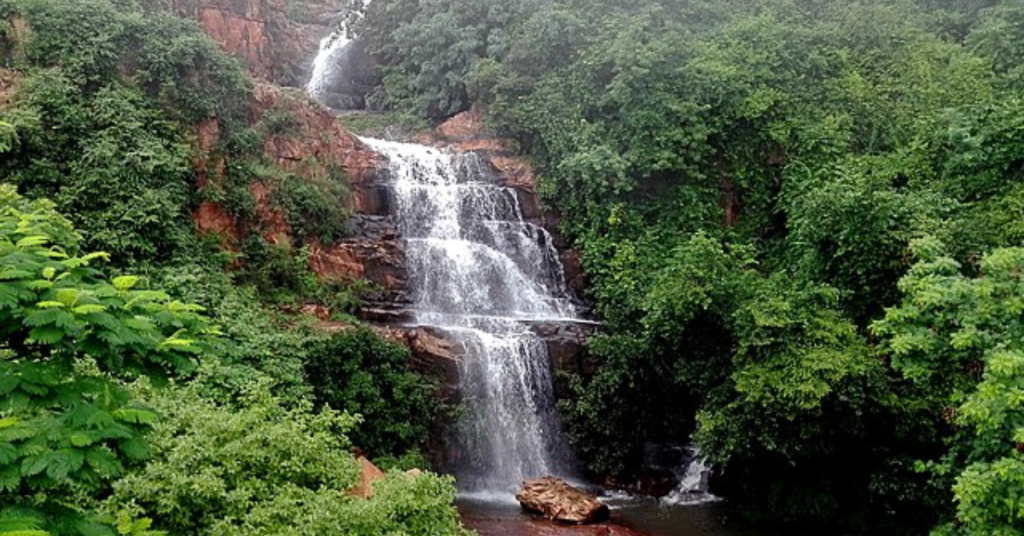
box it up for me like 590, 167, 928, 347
104, 380, 358, 536
354, 0, 1024, 530
0, 122, 14, 154
304, 328, 441, 458
0, 185, 214, 534
0, 2, 470, 536
875, 241, 1024, 535
105, 380, 468, 536
2, 75, 194, 265
0, 0, 254, 268
353, 0, 542, 119
339, 111, 428, 139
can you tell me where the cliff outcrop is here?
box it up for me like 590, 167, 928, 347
170, 0, 345, 87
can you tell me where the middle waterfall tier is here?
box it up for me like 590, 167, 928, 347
360, 137, 577, 493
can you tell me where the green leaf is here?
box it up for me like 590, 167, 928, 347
0, 464, 21, 492
16, 236, 50, 248
112, 409, 157, 426
0, 375, 18, 395
20, 455, 49, 477
69, 433, 94, 447
0, 269, 33, 281
72, 304, 106, 315
0, 442, 17, 464
117, 437, 151, 462
111, 276, 139, 292
45, 450, 72, 480
54, 289, 78, 307
29, 326, 65, 344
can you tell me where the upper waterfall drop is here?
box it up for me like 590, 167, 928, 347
306, 4, 372, 109
306, 31, 352, 100
358, 136, 577, 494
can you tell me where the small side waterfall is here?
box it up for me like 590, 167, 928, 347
359, 138, 576, 493
661, 449, 719, 506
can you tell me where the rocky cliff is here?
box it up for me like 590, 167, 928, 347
180, 0, 595, 406
169, 0, 345, 87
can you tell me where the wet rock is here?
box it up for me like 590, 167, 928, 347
349, 456, 385, 499
516, 477, 611, 525
602, 469, 678, 498
309, 238, 408, 306
524, 321, 600, 400
372, 326, 462, 388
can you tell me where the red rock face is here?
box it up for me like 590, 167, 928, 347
193, 201, 238, 240
171, 0, 343, 86
252, 84, 382, 214
0, 68, 18, 110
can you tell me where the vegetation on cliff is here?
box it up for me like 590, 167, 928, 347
354, 0, 1024, 534
0, 1, 464, 535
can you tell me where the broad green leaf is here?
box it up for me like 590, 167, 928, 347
112, 276, 140, 292
20, 455, 50, 477
16, 236, 50, 248
70, 432, 94, 447
55, 289, 78, 307
72, 304, 106, 315
112, 408, 157, 426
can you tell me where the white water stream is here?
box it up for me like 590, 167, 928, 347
358, 138, 576, 492
304, 27, 721, 501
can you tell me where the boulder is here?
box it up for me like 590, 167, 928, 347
516, 478, 610, 525
349, 456, 386, 499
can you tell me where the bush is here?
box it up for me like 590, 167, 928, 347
105, 380, 468, 536
304, 328, 441, 459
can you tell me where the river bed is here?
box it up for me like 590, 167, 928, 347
460, 496, 773, 536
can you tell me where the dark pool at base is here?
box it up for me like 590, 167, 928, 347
459, 496, 773, 536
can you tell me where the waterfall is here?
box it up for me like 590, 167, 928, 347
306, 31, 352, 100
359, 138, 576, 494
660, 449, 719, 506
306, 3, 370, 105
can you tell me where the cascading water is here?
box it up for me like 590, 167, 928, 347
306, 30, 351, 100
358, 138, 577, 494
306, 4, 371, 107
661, 448, 719, 506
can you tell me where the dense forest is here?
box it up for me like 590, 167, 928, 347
0, 0, 466, 535
2, 0, 1024, 535
348, 0, 1024, 534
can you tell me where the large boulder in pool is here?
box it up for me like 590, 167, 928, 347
516, 477, 610, 524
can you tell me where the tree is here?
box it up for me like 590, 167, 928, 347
0, 184, 215, 535
875, 238, 1024, 535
